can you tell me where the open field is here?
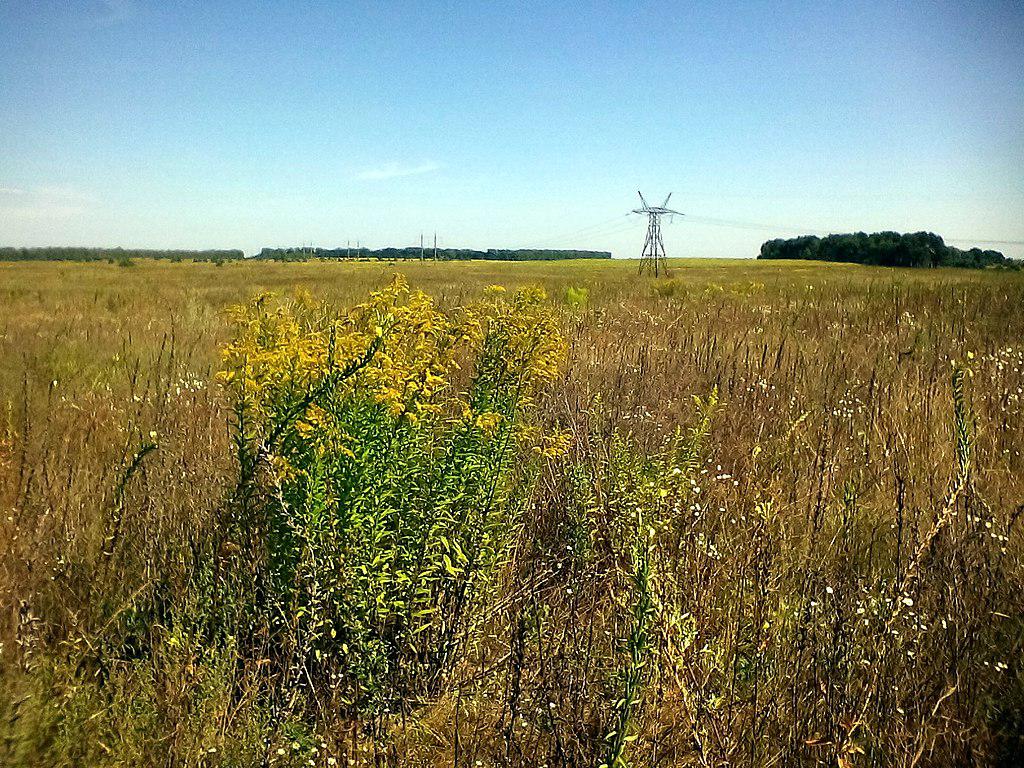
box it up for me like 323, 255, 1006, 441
2, 258, 1023, 767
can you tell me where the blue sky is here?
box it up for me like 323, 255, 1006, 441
1, 0, 1022, 258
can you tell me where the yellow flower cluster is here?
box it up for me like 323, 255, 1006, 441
353, 278, 465, 418
465, 285, 566, 394
218, 289, 371, 416
525, 426, 573, 459
218, 277, 567, 450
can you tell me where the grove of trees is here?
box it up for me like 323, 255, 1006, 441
758, 231, 1012, 269
0, 247, 244, 262
255, 246, 612, 262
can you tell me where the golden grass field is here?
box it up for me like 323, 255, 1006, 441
1, 257, 1023, 767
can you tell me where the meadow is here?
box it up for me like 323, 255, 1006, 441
1, 258, 1022, 767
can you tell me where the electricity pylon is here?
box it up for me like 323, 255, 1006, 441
633, 191, 683, 276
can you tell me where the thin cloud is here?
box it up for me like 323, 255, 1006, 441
34, 184, 95, 202
1, 202, 87, 221
355, 161, 441, 181
0, 185, 96, 219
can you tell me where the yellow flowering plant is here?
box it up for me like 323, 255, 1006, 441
217, 277, 565, 714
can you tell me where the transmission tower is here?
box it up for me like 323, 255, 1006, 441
633, 191, 683, 276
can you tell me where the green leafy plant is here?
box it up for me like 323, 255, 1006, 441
218, 278, 567, 718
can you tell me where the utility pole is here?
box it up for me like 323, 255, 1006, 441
420, 233, 424, 261
433, 232, 437, 261
633, 191, 684, 277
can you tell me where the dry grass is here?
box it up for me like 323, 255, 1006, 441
1, 258, 1022, 767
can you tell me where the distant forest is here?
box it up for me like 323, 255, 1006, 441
255, 247, 612, 262
758, 232, 1013, 269
0, 247, 244, 262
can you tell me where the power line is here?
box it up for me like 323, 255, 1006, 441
531, 218, 644, 251
681, 214, 829, 235
454, 205, 1020, 257
946, 238, 1024, 246
543, 219, 642, 248
523, 214, 635, 250
680, 214, 1023, 247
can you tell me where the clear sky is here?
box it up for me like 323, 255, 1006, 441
1, 0, 1022, 259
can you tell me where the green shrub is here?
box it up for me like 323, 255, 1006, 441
217, 278, 567, 717
565, 285, 589, 310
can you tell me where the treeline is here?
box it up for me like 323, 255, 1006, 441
758, 231, 1013, 269
0, 247, 244, 262
255, 246, 612, 262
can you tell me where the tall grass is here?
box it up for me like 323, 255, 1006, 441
1, 259, 1022, 766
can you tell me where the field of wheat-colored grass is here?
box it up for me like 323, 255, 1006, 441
1, 258, 1022, 767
